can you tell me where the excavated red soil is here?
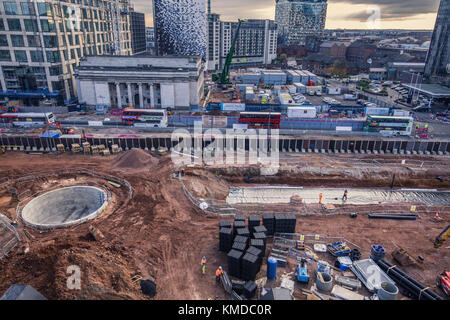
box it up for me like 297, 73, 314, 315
0, 151, 448, 300
111, 148, 159, 171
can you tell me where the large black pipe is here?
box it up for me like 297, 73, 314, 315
379, 259, 443, 300
377, 260, 436, 300
377, 259, 443, 300
368, 214, 417, 220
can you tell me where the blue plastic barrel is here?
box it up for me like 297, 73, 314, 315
267, 257, 277, 279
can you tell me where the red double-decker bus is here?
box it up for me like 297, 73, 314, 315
238, 112, 281, 129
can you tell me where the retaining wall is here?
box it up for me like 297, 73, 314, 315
1, 135, 449, 155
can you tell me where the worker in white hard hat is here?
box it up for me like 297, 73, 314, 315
216, 266, 224, 284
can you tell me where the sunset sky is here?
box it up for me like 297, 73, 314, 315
133, 0, 440, 30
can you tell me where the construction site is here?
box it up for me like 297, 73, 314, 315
0, 143, 449, 300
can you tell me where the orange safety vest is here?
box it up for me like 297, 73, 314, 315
216, 269, 223, 277
319, 193, 323, 200
201, 259, 206, 266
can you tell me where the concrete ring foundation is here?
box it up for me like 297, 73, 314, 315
21, 186, 109, 229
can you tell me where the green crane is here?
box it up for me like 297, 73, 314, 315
212, 19, 243, 85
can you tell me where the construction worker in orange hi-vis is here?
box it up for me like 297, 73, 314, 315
319, 193, 323, 204
216, 266, 224, 284
201, 256, 206, 275
342, 190, 348, 202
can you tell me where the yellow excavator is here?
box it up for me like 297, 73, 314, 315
434, 225, 450, 248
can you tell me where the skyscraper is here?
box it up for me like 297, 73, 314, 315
275, 0, 328, 46
152, 0, 207, 59
424, 0, 449, 84
130, 11, 146, 55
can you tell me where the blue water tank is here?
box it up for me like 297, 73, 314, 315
267, 257, 277, 279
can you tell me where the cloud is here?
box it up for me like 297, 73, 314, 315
131, 0, 440, 27
340, 0, 441, 21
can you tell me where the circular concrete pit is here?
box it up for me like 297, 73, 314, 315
21, 186, 108, 229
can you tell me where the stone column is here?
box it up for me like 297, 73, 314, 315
127, 83, 132, 107
138, 83, 144, 109
115, 82, 122, 108
150, 84, 155, 108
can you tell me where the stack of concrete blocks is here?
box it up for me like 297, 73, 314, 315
82, 142, 91, 155
56, 144, 65, 153
111, 144, 121, 154
91, 145, 100, 156
98, 145, 106, 152
71, 144, 81, 153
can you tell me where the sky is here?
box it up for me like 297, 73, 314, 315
133, 0, 440, 30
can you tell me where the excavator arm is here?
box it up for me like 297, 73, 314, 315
434, 225, 450, 248
42, 122, 74, 135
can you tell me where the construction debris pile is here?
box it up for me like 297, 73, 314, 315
216, 213, 447, 301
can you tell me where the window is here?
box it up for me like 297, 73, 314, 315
49, 66, 62, 76
37, 2, 51, 16
20, 2, 33, 15
24, 19, 38, 31
41, 19, 56, 32
4, 2, 18, 15
43, 36, 58, 47
0, 50, 10, 61
27, 35, 40, 47
0, 35, 8, 46
30, 50, 44, 62
14, 50, 27, 62
7, 19, 21, 31
11, 35, 24, 47
46, 50, 60, 62
0, 20, 4, 31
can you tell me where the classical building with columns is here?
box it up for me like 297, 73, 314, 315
75, 55, 204, 110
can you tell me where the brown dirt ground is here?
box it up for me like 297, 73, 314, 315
0, 151, 449, 300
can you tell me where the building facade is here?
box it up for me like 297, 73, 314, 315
0, 0, 133, 103
275, 0, 328, 46
206, 12, 220, 71
424, 0, 449, 85
130, 10, 145, 55
145, 27, 155, 55
206, 18, 277, 71
75, 55, 205, 110
152, 0, 207, 60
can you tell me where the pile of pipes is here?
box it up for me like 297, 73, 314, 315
376, 259, 443, 300
370, 245, 386, 261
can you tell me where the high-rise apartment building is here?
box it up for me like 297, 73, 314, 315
275, 0, 327, 46
0, 0, 134, 103
152, 0, 207, 60
130, 10, 145, 55
424, 0, 449, 85
219, 19, 277, 70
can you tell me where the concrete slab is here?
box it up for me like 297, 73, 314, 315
21, 186, 108, 229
